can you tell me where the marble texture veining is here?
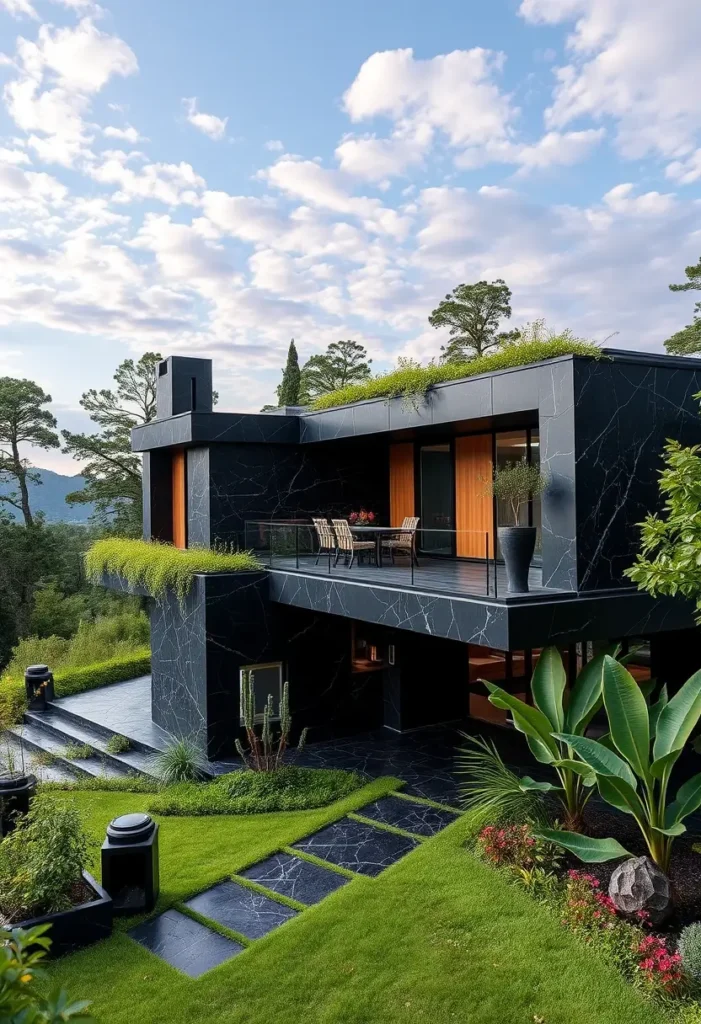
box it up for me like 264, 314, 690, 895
128, 909, 243, 978
184, 880, 298, 939
292, 817, 419, 875
241, 853, 349, 904
356, 795, 459, 836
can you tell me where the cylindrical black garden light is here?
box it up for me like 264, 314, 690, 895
24, 664, 54, 710
101, 813, 160, 915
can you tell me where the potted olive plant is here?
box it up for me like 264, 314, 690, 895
488, 460, 546, 593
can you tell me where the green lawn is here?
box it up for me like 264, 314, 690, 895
48, 784, 664, 1024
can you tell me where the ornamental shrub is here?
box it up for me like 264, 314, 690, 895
310, 337, 603, 410
636, 934, 685, 996
679, 923, 701, 984
84, 538, 262, 601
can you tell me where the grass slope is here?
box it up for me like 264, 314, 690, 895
49, 791, 661, 1024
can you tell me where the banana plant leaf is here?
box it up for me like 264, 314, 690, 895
653, 669, 701, 762
536, 829, 631, 863
601, 656, 650, 781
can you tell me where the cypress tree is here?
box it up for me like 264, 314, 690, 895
277, 339, 302, 406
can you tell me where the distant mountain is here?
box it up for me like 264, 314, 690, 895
4, 469, 96, 524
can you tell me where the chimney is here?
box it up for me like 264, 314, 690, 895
156, 356, 213, 419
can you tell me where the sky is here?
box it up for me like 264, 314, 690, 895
0, 0, 700, 473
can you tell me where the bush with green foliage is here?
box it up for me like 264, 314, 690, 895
148, 738, 209, 784
39, 775, 158, 794
0, 797, 96, 921
105, 734, 131, 755
456, 733, 550, 825
84, 538, 261, 601
62, 743, 93, 761
0, 924, 92, 1022
148, 765, 363, 816
538, 656, 701, 873
309, 336, 603, 410
679, 923, 701, 985
488, 460, 547, 527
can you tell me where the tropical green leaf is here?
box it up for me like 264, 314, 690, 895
553, 758, 596, 781
597, 774, 647, 823
666, 772, 701, 827
485, 683, 559, 760
601, 656, 650, 780
565, 652, 606, 734
524, 733, 557, 765
536, 829, 631, 863
653, 669, 701, 761
531, 646, 566, 732
652, 822, 687, 837
650, 749, 681, 780
519, 776, 559, 793
553, 733, 637, 788
649, 686, 668, 738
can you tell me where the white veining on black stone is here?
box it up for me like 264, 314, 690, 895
128, 909, 243, 978
184, 880, 298, 939
292, 817, 418, 876
356, 795, 458, 836
241, 853, 348, 904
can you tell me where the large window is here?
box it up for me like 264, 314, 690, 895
239, 663, 283, 722
419, 444, 453, 554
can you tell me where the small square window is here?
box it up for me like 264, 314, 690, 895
240, 663, 283, 722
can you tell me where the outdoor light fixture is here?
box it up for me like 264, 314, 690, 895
24, 664, 54, 711
101, 813, 160, 915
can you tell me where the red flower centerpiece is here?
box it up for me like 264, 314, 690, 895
348, 509, 376, 525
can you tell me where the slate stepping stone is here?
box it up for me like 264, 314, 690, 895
129, 909, 242, 978
293, 817, 418, 876
184, 880, 297, 940
241, 852, 348, 905
358, 795, 459, 837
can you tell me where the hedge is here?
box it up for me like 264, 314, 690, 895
84, 538, 262, 601
0, 647, 151, 725
310, 337, 604, 410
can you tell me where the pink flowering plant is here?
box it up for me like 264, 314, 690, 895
348, 509, 376, 525
635, 935, 685, 997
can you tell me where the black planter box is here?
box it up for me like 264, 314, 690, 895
14, 870, 113, 958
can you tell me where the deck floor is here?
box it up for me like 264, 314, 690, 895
269, 553, 551, 599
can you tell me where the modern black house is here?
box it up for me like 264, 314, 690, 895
129, 350, 701, 759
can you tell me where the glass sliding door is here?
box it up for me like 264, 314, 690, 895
419, 444, 454, 554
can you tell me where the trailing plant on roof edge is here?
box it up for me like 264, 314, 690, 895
84, 538, 262, 601
310, 336, 604, 411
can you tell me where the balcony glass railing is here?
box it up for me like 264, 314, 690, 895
242, 521, 545, 599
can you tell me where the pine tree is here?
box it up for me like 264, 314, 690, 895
276, 339, 302, 406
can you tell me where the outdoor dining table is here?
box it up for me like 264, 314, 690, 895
349, 525, 416, 567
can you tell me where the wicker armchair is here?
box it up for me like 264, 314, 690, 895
332, 518, 376, 568
312, 517, 336, 564
382, 516, 420, 566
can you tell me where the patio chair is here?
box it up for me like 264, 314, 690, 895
382, 516, 420, 566
312, 517, 336, 565
332, 518, 376, 568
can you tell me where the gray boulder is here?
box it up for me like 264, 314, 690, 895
608, 856, 672, 925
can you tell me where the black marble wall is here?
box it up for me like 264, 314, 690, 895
150, 571, 272, 758
202, 440, 390, 548
573, 357, 701, 591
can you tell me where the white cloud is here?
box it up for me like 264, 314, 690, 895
519, 0, 701, 170
335, 123, 433, 181
0, 0, 38, 18
183, 97, 228, 141
0, 147, 30, 165
264, 139, 284, 151
602, 182, 676, 216
26, 18, 138, 93
103, 124, 143, 144
88, 151, 205, 206
666, 149, 701, 185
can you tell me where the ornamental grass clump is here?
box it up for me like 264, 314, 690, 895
310, 336, 603, 410
84, 538, 261, 602
679, 923, 701, 985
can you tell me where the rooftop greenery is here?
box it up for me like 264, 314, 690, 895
309, 336, 604, 410
84, 538, 262, 601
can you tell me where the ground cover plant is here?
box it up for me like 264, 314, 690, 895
84, 538, 261, 602
148, 765, 364, 816
47, 791, 665, 1024
0, 924, 92, 1022
309, 336, 603, 410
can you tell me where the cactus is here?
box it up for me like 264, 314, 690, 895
235, 672, 308, 772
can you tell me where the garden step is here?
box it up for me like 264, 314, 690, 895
44, 699, 169, 756
23, 710, 157, 779
0, 731, 77, 784
8, 722, 130, 780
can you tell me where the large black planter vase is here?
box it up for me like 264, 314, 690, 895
0, 773, 36, 837
498, 526, 537, 594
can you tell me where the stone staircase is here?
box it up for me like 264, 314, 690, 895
8, 701, 162, 782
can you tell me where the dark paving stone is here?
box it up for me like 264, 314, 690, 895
357, 795, 459, 837
293, 817, 419, 876
128, 909, 242, 978
241, 852, 348, 905
184, 880, 297, 939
